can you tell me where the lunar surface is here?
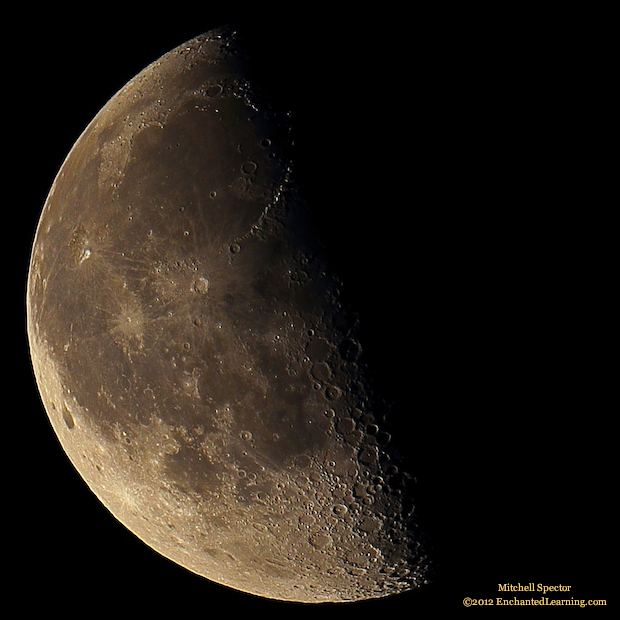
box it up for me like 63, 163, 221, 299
27, 28, 430, 602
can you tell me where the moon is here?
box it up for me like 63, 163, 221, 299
27, 28, 431, 602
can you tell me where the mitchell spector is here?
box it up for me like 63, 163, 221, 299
498, 584, 572, 593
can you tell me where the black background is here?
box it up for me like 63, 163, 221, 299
12, 5, 612, 616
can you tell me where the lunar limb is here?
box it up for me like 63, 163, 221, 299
27, 28, 430, 602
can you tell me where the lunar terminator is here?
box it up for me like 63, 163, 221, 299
27, 28, 431, 602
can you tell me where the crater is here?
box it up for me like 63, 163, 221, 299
109, 294, 146, 353
62, 404, 75, 429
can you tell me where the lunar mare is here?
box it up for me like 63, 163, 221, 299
27, 28, 430, 602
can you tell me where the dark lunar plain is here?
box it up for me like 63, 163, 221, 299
12, 6, 613, 616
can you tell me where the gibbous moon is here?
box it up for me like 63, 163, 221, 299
27, 28, 430, 602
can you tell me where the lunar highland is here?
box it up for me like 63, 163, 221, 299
27, 28, 430, 602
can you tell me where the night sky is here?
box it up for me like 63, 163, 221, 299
13, 6, 612, 616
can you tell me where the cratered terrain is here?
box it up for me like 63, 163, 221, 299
26, 28, 431, 602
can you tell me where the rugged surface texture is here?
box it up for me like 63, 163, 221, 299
27, 29, 430, 602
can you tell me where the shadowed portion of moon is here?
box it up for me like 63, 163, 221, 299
27, 28, 430, 602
